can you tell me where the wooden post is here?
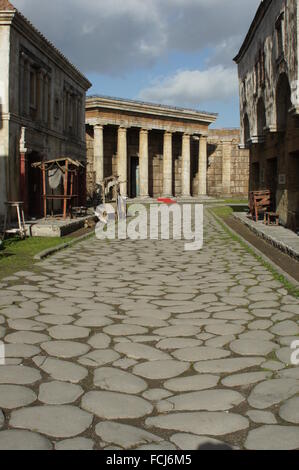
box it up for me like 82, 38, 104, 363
42, 162, 47, 218
70, 171, 74, 218
63, 159, 69, 219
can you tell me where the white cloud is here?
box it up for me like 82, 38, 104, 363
12, 0, 260, 74
139, 66, 238, 106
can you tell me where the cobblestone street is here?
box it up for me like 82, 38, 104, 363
0, 210, 299, 450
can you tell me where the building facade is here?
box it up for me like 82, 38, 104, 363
0, 1, 91, 219
234, 0, 299, 229
86, 96, 249, 200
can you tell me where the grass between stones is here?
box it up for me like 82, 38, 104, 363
0, 236, 73, 280
210, 206, 299, 299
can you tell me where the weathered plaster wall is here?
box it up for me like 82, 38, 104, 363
0, 12, 90, 218
238, 0, 298, 143
236, 0, 299, 227
0, 25, 10, 219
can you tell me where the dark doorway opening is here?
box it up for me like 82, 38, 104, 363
28, 151, 42, 219
266, 157, 278, 209
130, 157, 139, 198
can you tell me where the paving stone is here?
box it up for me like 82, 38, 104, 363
103, 325, 148, 336
205, 335, 235, 348
275, 347, 293, 364
82, 391, 153, 419
55, 438, 94, 450
196, 294, 218, 303
0, 430, 52, 450
0, 385, 36, 409
10, 405, 92, 438
245, 426, 299, 450
0, 366, 41, 385
123, 317, 168, 328
142, 389, 172, 401
205, 324, 244, 336
261, 360, 285, 371
95, 422, 162, 449
213, 311, 253, 321
74, 316, 113, 328
87, 333, 111, 349
194, 357, 264, 374
172, 346, 231, 362
38, 381, 84, 404
37, 358, 88, 383
248, 320, 273, 330
246, 410, 277, 424
279, 397, 299, 424
48, 325, 90, 340
248, 379, 299, 409
229, 339, 277, 356
281, 304, 299, 315
153, 326, 201, 338
112, 358, 138, 369
4, 332, 50, 345
4, 344, 41, 358
238, 330, 274, 341
156, 338, 203, 351
94, 367, 147, 394
164, 374, 219, 392
115, 343, 170, 361
160, 389, 244, 411
35, 315, 74, 325
0, 410, 3, 429
41, 341, 90, 358
222, 371, 272, 387
170, 433, 233, 450
133, 360, 190, 380
270, 321, 299, 337
7, 319, 47, 331
78, 350, 120, 367
146, 412, 249, 436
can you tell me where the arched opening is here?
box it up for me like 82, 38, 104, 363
257, 98, 266, 137
276, 73, 292, 131
243, 113, 250, 145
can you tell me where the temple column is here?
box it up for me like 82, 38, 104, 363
163, 131, 173, 197
181, 133, 191, 197
198, 135, 208, 196
117, 126, 128, 197
139, 128, 149, 198
94, 124, 104, 185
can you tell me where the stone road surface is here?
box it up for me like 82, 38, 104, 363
0, 210, 299, 450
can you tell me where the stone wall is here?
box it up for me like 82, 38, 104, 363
206, 129, 249, 198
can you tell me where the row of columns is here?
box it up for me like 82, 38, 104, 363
93, 125, 208, 198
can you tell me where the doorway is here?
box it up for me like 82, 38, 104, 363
266, 157, 278, 209
27, 152, 43, 219
130, 157, 140, 198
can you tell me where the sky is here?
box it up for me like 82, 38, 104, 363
13, 0, 261, 128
